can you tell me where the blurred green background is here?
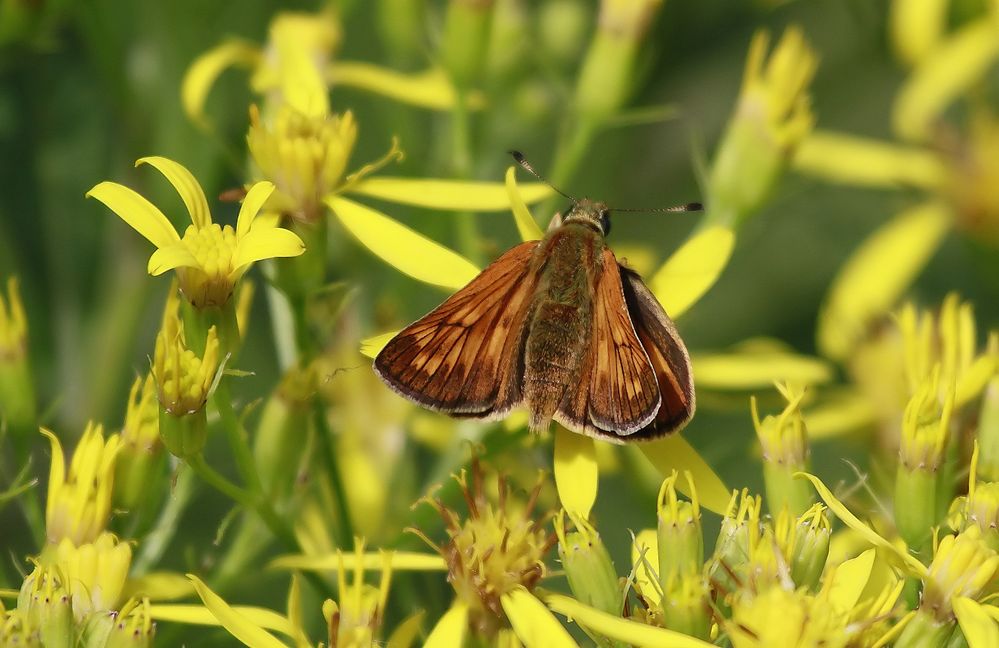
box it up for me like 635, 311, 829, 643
2, 0, 998, 641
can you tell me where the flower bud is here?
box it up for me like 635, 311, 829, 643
774, 504, 831, 590
253, 364, 315, 497
656, 471, 703, 584
81, 598, 155, 648
152, 296, 219, 459
574, 0, 663, 126
753, 385, 814, 517
710, 27, 816, 226
43, 425, 120, 546
17, 564, 73, 648
114, 376, 165, 512
555, 512, 620, 616
895, 370, 954, 552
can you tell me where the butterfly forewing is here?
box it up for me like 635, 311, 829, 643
373, 240, 540, 417
619, 267, 695, 437
574, 248, 662, 436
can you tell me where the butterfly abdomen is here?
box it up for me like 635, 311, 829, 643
522, 224, 603, 431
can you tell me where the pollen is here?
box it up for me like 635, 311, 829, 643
410, 460, 555, 639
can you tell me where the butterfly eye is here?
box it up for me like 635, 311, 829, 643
599, 210, 611, 236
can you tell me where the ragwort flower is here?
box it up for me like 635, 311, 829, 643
42, 423, 120, 546
796, 3, 999, 362
87, 157, 304, 309
181, 8, 474, 128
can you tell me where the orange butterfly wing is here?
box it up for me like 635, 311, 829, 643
373, 241, 540, 418
556, 248, 661, 438
619, 266, 695, 438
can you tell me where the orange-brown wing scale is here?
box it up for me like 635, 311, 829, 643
619, 266, 695, 438
373, 240, 540, 418
556, 248, 661, 439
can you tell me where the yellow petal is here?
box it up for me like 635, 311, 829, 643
501, 588, 578, 648
40, 428, 64, 520
236, 181, 276, 239
232, 227, 306, 270
639, 435, 730, 515
425, 603, 468, 648
122, 571, 195, 602
181, 39, 261, 126
329, 63, 478, 111
269, 551, 446, 572
890, 0, 948, 65
387, 611, 426, 648
956, 355, 999, 409
649, 225, 735, 319
794, 131, 945, 190
553, 427, 598, 519
328, 196, 480, 289
818, 201, 951, 361
543, 593, 715, 648
796, 472, 928, 577
147, 604, 299, 639
506, 166, 544, 242
87, 181, 180, 249
826, 548, 876, 614
894, 18, 999, 142
691, 348, 833, 390
278, 40, 329, 119
954, 597, 999, 648
184, 575, 288, 648
347, 177, 553, 212
801, 390, 878, 441
148, 243, 201, 276
361, 331, 398, 359
136, 156, 212, 229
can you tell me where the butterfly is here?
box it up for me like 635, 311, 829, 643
373, 153, 699, 442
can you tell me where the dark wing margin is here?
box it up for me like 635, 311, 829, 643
373, 241, 540, 418
618, 266, 695, 439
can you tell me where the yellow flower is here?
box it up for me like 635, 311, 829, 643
797, 8, 999, 361
181, 9, 473, 127
248, 103, 358, 223
923, 527, 999, 619
816, 293, 997, 443
323, 541, 392, 647
159, 567, 425, 648
42, 424, 120, 546
87, 157, 304, 309
152, 299, 220, 417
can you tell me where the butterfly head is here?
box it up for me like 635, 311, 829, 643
563, 198, 612, 236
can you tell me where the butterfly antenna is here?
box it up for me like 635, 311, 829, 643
509, 150, 577, 202
614, 202, 703, 213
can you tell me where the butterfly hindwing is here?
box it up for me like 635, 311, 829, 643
373, 240, 540, 418
576, 247, 662, 436
619, 266, 695, 438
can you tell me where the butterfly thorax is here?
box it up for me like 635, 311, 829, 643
522, 221, 606, 431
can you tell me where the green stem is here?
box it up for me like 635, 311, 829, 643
188, 454, 334, 598
450, 90, 484, 265
132, 464, 196, 573
212, 380, 262, 496
10, 432, 45, 546
312, 399, 355, 549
